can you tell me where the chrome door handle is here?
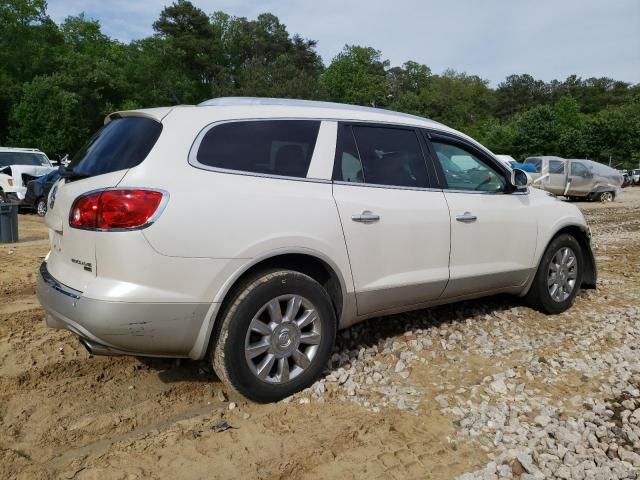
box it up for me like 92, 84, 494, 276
352, 211, 380, 223
456, 212, 477, 223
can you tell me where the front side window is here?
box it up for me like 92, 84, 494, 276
570, 162, 587, 176
334, 125, 428, 188
431, 141, 506, 192
196, 120, 320, 178
549, 160, 565, 174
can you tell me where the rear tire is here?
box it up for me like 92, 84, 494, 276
599, 191, 614, 203
525, 234, 583, 314
211, 269, 336, 403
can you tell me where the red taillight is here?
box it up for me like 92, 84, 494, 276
70, 189, 165, 230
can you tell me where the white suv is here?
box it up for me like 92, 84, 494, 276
36, 97, 596, 402
0, 147, 56, 203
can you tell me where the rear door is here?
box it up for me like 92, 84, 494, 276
425, 132, 537, 298
45, 115, 163, 292
332, 123, 451, 316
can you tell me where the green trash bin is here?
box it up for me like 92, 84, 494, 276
0, 203, 19, 243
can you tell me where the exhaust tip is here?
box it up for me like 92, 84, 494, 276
79, 338, 123, 356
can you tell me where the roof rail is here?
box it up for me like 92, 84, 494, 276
198, 97, 432, 122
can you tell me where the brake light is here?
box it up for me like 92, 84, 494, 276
70, 189, 165, 230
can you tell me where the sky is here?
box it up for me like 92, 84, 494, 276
46, 0, 640, 86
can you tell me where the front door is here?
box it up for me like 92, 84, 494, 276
332, 124, 451, 316
427, 133, 537, 298
545, 159, 568, 195
567, 160, 593, 196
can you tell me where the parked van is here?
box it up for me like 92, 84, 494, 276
37, 98, 596, 402
524, 156, 623, 202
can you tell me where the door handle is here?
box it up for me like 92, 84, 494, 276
352, 210, 380, 223
456, 212, 477, 223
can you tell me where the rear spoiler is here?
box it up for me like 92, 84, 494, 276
104, 106, 184, 125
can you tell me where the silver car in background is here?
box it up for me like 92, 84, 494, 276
524, 156, 623, 202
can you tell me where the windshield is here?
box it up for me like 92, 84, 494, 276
68, 116, 163, 177
0, 152, 50, 169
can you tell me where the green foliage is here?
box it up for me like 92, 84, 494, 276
0, 0, 638, 168
8, 74, 87, 157
320, 45, 389, 107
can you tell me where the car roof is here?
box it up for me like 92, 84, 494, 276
525, 156, 565, 161
0, 147, 46, 154
111, 97, 449, 130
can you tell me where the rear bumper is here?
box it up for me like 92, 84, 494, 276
36, 262, 211, 358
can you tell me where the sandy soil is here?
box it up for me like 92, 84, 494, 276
1, 188, 639, 480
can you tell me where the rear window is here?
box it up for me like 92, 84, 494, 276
68, 116, 162, 177
195, 120, 320, 178
0, 152, 50, 168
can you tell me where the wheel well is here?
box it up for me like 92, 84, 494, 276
550, 225, 597, 289
220, 253, 344, 322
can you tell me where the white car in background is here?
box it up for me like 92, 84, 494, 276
0, 147, 56, 203
36, 97, 597, 402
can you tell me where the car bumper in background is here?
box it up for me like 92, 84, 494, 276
36, 262, 211, 358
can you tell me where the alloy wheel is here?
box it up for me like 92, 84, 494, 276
547, 247, 578, 302
244, 294, 322, 384
599, 191, 613, 203
36, 199, 47, 216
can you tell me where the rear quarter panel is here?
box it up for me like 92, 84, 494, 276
119, 108, 354, 305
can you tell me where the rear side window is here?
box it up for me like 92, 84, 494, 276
335, 125, 428, 188
69, 117, 162, 177
195, 120, 320, 178
549, 160, 565, 174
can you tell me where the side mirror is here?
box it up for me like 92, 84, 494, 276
511, 168, 532, 190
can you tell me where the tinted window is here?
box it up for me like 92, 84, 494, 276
0, 152, 50, 168
432, 141, 506, 192
339, 126, 427, 188
69, 117, 162, 177
549, 160, 565, 174
335, 127, 364, 183
196, 120, 320, 178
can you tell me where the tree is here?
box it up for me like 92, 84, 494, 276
419, 70, 495, 135
512, 105, 559, 158
320, 45, 389, 107
8, 75, 87, 156
495, 74, 549, 118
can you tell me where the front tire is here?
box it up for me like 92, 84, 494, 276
525, 234, 583, 314
599, 191, 614, 203
36, 197, 47, 216
211, 269, 336, 403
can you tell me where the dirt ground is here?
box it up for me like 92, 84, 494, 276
1, 188, 639, 480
